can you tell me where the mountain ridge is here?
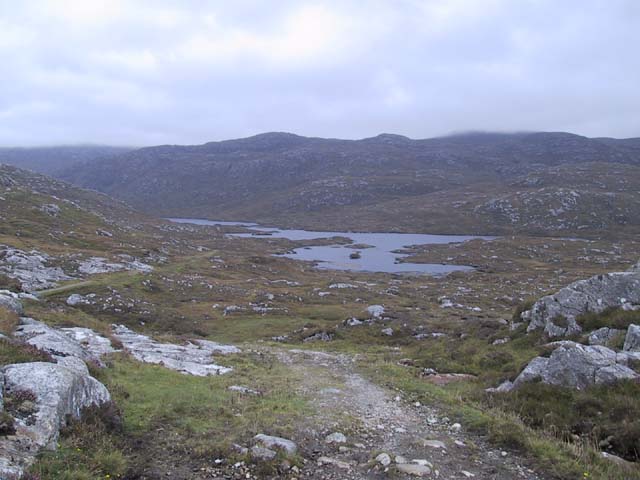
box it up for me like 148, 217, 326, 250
4, 131, 639, 236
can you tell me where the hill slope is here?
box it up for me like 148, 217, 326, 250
0, 145, 132, 176
59, 131, 640, 235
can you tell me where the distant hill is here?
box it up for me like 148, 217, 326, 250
57, 131, 640, 236
0, 145, 132, 175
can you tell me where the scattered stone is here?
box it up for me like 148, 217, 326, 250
396, 463, 431, 477
66, 293, 86, 306
461, 470, 476, 478
250, 446, 276, 461
232, 443, 249, 455
375, 452, 392, 466
325, 432, 347, 444
39, 203, 60, 216
317, 456, 352, 470
223, 305, 243, 316
303, 331, 333, 342
381, 327, 394, 336
329, 283, 356, 289
421, 439, 446, 449
492, 337, 510, 345
253, 434, 297, 455
367, 304, 385, 319
450, 422, 462, 432
344, 317, 364, 327
228, 385, 260, 396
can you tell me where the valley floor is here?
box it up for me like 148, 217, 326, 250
2, 216, 640, 479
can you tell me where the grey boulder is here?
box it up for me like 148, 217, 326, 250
522, 266, 640, 337
0, 291, 22, 314
623, 324, 640, 352
495, 342, 639, 391
253, 434, 297, 455
0, 362, 110, 477
588, 327, 624, 347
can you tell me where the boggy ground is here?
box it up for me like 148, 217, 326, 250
4, 220, 640, 479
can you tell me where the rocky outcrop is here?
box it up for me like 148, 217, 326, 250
0, 246, 73, 292
0, 362, 110, 477
13, 318, 111, 367
61, 327, 119, 358
522, 264, 640, 337
112, 325, 238, 376
77, 256, 153, 275
493, 341, 639, 392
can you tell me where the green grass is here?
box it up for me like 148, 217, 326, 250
30, 351, 309, 478
578, 308, 640, 332
103, 353, 307, 438
30, 403, 128, 480
488, 381, 640, 461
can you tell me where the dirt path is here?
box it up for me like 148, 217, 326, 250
271, 348, 545, 480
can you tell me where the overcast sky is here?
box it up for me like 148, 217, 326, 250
1, 0, 639, 146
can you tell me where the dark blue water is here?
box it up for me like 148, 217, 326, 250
168, 218, 494, 274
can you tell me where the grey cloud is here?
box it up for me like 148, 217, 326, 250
0, 0, 638, 146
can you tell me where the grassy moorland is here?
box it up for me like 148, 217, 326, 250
1, 164, 640, 478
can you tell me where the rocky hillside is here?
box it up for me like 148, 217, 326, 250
0, 163, 155, 252
0, 145, 132, 176
58, 131, 640, 236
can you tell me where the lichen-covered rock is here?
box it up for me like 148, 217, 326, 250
66, 293, 86, 306
0, 246, 73, 292
60, 326, 118, 358
367, 304, 385, 319
623, 324, 640, 352
253, 434, 297, 455
112, 325, 237, 376
588, 327, 624, 347
522, 264, 640, 337
495, 342, 639, 391
14, 318, 107, 366
0, 290, 23, 314
77, 257, 153, 275
0, 362, 110, 477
